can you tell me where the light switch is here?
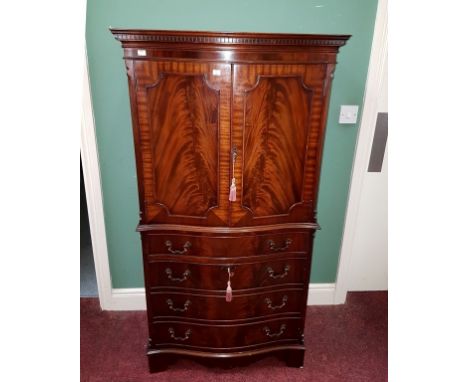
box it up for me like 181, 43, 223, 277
339, 105, 359, 124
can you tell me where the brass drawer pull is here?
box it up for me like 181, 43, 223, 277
265, 295, 288, 310
168, 328, 192, 342
166, 299, 191, 312
266, 265, 290, 279
267, 238, 292, 252
165, 240, 192, 254
263, 324, 286, 338
165, 268, 190, 282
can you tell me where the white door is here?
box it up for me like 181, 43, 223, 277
347, 53, 387, 291
335, 0, 387, 299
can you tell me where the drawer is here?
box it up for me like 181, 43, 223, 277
150, 317, 302, 350
149, 288, 304, 321
146, 254, 308, 291
143, 230, 311, 257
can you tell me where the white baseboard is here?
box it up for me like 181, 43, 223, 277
307, 283, 337, 305
104, 283, 341, 311
107, 288, 147, 311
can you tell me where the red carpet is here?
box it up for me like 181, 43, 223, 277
81, 292, 387, 381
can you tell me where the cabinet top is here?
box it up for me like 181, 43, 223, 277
110, 28, 350, 48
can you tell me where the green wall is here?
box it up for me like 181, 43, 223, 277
86, 0, 378, 288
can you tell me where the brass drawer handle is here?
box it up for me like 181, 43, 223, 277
168, 328, 191, 342
267, 238, 292, 252
263, 324, 287, 338
166, 299, 191, 312
165, 240, 192, 254
265, 295, 288, 310
266, 265, 290, 279
165, 268, 190, 282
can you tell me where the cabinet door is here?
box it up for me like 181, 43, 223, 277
130, 61, 231, 225
230, 64, 330, 226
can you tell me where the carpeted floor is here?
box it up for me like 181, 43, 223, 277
80, 292, 387, 382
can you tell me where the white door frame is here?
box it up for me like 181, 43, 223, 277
81, 49, 148, 310
80, 48, 114, 309
334, 0, 388, 303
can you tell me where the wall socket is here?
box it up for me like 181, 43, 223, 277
339, 105, 359, 124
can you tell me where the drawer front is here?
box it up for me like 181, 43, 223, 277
149, 288, 304, 321
143, 231, 311, 257
147, 255, 308, 291
151, 317, 302, 350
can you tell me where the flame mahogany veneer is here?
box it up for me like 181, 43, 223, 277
111, 29, 349, 372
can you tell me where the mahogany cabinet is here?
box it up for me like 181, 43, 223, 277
111, 29, 349, 372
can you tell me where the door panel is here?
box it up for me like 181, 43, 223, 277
242, 76, 311, 217
132, 61, 231, 225
146, 74, 218, 216
231, 64, 328, 226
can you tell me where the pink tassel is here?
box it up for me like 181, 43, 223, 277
225, 281, 232, 302
229, 178, 236, 202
